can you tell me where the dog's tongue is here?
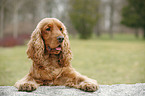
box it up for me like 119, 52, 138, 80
55, 47, 61, 51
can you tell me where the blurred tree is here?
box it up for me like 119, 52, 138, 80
121, 0, 145, 39
69, 0, 100, 39
94, 0, 101, 37
13, 0, 25, 38
0, 0, 9, 39
109, 0, 114, 39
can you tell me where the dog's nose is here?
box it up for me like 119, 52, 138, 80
57, 36, 64, 43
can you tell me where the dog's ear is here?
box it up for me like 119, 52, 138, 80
59, 26, 72, 67
26, 28, 44, 64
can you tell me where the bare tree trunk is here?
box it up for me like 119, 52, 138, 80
13, 7, 18, 38
96, 22, 101, 37
38, 0, 45, 19
0, 0, 8, 39
143, 27, 145, 39
109, 0, 114, 39
13, 0, 24, 38
95, 2, 101, 37
134, 28, 139, 38
13, 0, 18, 38
0, 5, 4, 39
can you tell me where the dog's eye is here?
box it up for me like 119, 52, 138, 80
60, 28, 62, 31
46, 28, 51, 31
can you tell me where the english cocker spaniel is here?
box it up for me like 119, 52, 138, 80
14, 18, 99, 92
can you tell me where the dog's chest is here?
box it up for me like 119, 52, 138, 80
39, 59, 62, 79
47, 66, 62, 76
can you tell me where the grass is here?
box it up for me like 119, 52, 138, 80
0, 37, 145, 86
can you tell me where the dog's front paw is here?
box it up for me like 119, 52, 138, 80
79, 82, 99, 92
18, 83, 37, 92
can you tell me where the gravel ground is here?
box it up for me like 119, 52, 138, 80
0, 83, 145, 96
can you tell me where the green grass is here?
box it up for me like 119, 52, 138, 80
0, 38, 145, 86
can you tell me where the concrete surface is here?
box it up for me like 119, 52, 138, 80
0, 83, 145, 96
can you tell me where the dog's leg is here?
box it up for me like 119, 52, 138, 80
14, 74, 39, 92
76, 75, 99, 92
68, 73, 99, 92
55, 68, 99, 92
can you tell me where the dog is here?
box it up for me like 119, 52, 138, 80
14, 18, 99, 92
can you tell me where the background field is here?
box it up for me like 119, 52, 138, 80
0, 37, 145, 86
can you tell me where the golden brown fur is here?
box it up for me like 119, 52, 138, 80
14, 18, 99, 92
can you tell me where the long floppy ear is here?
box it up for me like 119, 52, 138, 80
26, 28, 44, 64
59, 26, 72, 67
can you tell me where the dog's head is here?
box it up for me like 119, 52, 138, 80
40, 18, 65, 54
27, 18, 72, 66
